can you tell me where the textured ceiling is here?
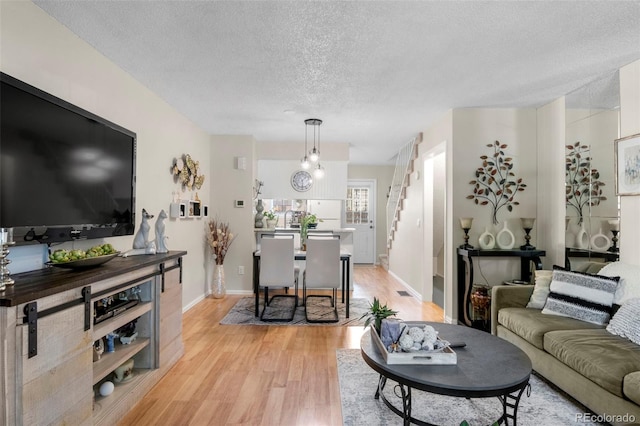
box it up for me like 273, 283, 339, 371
34, 1, 640, 165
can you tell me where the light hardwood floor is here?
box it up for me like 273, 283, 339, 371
118, 265, 444, 426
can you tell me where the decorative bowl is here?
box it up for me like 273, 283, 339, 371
46, 252, 120, 269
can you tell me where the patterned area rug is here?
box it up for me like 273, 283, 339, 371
220, 296, 369, 326
337, 349, 603, 426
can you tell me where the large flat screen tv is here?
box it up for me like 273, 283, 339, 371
0, 72, 136, 245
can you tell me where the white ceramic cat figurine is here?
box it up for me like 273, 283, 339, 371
155, 209, 169, 253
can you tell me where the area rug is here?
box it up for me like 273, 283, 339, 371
336, 349, 602, 426
220, 296, 369, 326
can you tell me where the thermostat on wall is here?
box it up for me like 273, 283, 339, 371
234, 200, 245, 208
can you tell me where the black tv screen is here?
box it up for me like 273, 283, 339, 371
0, 72, 136, 244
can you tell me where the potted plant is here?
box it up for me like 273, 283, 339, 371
360, 297, 398, 334
300, 213, 319, 249
264, 210, 278, 228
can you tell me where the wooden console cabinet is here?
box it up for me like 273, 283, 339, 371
0, 251, 186, 425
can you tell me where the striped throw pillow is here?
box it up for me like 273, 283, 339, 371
541, 269, 619, 325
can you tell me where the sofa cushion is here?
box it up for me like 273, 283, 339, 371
541, 269, 619, 325
599, 261, 640, 305
544, 329, 640, 397
498, 307, 604, 349
607, 298, 640, 345
624, 372, 640, 405
526, 269, 553, 309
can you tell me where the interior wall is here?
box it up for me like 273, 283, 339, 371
536, 97, 566, 267
0, 1, 212, 310
209, 135, 256, 295
619, 59, 640, 265
347, 165, 395, 263
452, 109, 538, 287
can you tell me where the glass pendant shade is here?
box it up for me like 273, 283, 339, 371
309, 147, 319, 162
313, 163, 325, 179
301, 156, 310, 169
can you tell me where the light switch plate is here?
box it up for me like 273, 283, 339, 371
234, 200, 245, 208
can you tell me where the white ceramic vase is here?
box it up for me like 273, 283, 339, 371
496, 221, 515, 250
590, 228, 611, 251
478, 227, 496, 249
575, 224, 589, 249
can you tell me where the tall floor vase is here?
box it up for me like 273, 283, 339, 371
211, 264, 226, 299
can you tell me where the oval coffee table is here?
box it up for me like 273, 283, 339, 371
360, 322, 532, 425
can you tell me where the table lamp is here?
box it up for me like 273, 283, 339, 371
607, 219, 619, 253
459, 218, 474, 249
520, 218, 536, 250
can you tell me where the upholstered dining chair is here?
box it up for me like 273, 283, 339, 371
303, 235, 341, 323
257, 234, 299, 321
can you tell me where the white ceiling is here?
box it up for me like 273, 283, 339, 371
34, 1, 640, 165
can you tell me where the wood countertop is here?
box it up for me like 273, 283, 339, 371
0, 251, 187, 307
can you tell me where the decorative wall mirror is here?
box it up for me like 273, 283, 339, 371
565, 71, 621, 267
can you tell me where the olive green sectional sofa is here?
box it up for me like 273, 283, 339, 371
491, 263, 640, 425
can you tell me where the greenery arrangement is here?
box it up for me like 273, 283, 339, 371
467, 141, 527, 225
206, 218, 237, 265
565, 142, 606, 224
264, 210, 277, 221
360, 297, 399, 333
300, 213, 319, 243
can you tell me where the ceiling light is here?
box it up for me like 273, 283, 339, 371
305, 118, 322, 163
313, 163, 325, 179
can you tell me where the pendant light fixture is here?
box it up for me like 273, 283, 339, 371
306, 118, 321, 163
301, 122, 310, 170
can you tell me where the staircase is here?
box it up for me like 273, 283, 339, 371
386, 133, 422, 249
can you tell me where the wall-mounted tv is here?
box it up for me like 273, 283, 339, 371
0, 72, 136, 245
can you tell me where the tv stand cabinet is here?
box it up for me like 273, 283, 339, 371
0, 251, 186, 426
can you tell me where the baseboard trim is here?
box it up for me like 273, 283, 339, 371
387, 269, 423, 301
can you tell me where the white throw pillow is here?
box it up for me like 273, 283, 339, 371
598, 262, 640, 305
606, 298, 640, 345
526, 269, 553, 309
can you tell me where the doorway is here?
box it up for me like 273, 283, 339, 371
423, 147, 446, 309
343, 179, 376, 263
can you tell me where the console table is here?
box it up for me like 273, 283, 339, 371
457, 248, 545, 332
564, 247, 619, 270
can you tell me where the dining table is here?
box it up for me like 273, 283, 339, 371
252, 249, 352, 318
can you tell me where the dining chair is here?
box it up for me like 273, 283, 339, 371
257, 234, 299, 321
303, 235, 341, 323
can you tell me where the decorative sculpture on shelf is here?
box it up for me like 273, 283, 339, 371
467, 141, 527, 225
122, 208, 157, 257
155, 209, 169, 253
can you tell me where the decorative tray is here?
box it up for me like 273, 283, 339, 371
46, 252, 120, 269
370, 323, 457, 365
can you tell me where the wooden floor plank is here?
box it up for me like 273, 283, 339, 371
118, 265, 444, 425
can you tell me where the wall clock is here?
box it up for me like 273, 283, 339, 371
291, 170, 313, 192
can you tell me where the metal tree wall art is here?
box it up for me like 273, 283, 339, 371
565, 142, 606, 224
467, 141, 527, 225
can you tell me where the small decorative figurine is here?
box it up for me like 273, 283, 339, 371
123, 208, 158, 257
133, 208, 154, 249
155, 209, 168, 253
